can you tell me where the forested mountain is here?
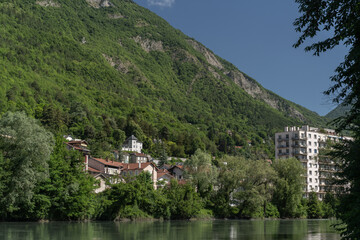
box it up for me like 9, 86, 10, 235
325, 103, 351, 120
0, 0, 327, 158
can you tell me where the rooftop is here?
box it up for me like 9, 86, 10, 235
126, 135, 138, 141
122, 162, 157, 171
91, 157, 123, 168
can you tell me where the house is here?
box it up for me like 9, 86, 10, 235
157, 169, 174, 188
121, 162, 158, 189
129, 152, 149, 163
65, 139, 91, 171
122, 135, 143, 153
168, 165, 185, 180
88, 167, 107, 193
88, 157, 122, 175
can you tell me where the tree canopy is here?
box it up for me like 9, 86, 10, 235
294, 0, 360, 238
294, 0, 360, 130
0, 112, 53, 219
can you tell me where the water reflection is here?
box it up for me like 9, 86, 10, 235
0, 219, 340, 240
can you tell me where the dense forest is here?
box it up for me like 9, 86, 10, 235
0, 112, 337, 221
0, 0, 329, 159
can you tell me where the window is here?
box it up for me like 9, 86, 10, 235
314, 142, 317, 146
309, 134, 312, 138
309, 163, 312, 167
278, 150, 282, 154
314, 149, 317, 153
309, 170, 312, 175
308, 141, 312, 146
315, 171, 318, 175
315, 186, 318, 191
314, 134, 317, 139
314, 164, 317, 168
315, 178, 318, 183
301, 133, 305, 138
286, 149, 289, 153
309, 148, 312, 153
286, 134, 289, 139
309, 178, 312, 182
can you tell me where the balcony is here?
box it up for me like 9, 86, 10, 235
278, 152, 290, 156
293, 151, 307, 156
277, 145, 289, 148
292, 136, 307, 140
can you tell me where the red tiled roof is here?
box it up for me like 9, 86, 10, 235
92, 158, 123, 167
157, 169, 170, 174
157, 172, 174, 179
88, 167, 100, 173
169, 165, 184, 171
122, 162, 154, 170
65, 142, 90, 152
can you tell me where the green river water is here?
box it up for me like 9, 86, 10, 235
0, 219, 340, 240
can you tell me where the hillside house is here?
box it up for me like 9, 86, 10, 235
121, 162, 158, 189
88, 167, 107, 193
157, 169, 174, 188
129, 152, 150, 163
65, 139, 91, 171
168, 165, 185, 180
88, 157, 122, 182
122, 135, 143, 153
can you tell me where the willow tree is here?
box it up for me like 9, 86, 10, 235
185, 149, 218, 198
294, 1, 360, 238
0, 112, 53, 219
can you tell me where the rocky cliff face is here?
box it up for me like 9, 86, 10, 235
86, 0, 112, 8
224, 69, 307, 121
186, 38, 308, 122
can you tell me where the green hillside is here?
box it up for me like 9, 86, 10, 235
325, 103, 351, 120
0, 0, 327, 158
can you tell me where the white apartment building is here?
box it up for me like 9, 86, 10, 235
122, 135, 143, 153
275, 125, 351, 199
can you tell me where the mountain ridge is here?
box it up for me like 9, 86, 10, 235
0, 0, 327, 157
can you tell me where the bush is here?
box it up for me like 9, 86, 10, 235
265, 203, 280, 218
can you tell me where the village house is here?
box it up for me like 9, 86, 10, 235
168, 165, 185, 180
121, 162, 158, 189
156, 169, 174, 188
88, 157, 123, 185
88, 167, 107, 193
160, 164, 185, 180
129, 152, 150, 163
65, 139, 91, 171
122, 135, 143, 153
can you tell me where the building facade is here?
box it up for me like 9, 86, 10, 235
122, 135, 143, 153
275, 125, 351, 199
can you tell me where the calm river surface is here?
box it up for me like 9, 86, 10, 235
0, 219, 340, 240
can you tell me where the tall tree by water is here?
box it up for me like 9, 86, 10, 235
294, 0, 360, 238
184, 149, 218, 198
272, 158, 305, 218
0, 112, 53, 219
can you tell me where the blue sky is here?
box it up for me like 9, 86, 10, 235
133, 0, 348, 116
